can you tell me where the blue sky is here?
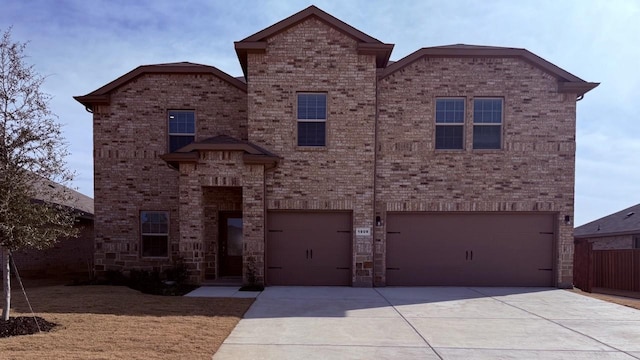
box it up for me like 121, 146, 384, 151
1, 0, 638, 226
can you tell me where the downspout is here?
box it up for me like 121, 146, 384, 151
372, 67, 381, 287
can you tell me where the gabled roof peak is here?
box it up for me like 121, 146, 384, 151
234, 5, 394, 77
74, 62, 246, 110
381, 45, 599, 97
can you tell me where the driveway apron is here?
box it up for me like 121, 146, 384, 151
213, 287, 640, 359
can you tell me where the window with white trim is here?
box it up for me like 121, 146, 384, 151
473, 98, 502, 149
168, 110, 195, 152
435, 98, 465, 150
297, 93, 326, 147
141, 211, 169, 257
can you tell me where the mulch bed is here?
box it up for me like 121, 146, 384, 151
0, 316, 57, 338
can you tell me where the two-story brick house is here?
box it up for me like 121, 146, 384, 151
75, 6, 597, 288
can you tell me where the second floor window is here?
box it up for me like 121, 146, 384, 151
168, 110, 195, 152
473, 99, 502, 149
297, 93, 326, 147
435, 98, 465, 150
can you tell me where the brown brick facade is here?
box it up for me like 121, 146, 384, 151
12, 219, 94, 278
77, 6, 596, 287
376, 56, 577, 286
247, 18, 377, 286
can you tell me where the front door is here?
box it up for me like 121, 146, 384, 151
219, 212, 243, 277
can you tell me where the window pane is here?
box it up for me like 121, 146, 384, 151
168, 111, 195, 134
474, 99, 502, 124
473, 125, 501, 149
141, 211, 169, 257
169, 135, 195, 152
298, 121, 326, 146
298, 94, 327, 120
435, 125, 463, 149
142, 235, 168, 257
436, 99, 464, 124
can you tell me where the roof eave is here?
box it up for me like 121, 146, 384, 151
234, 41, 268, 78
357, 43, 395, 68
558, 81, 600, 97
575, 229, 640, 239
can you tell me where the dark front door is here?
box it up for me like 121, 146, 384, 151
219, 212, 243, 277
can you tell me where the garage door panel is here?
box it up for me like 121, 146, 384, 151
267, 212, 352, 286
386, 213, 554, 286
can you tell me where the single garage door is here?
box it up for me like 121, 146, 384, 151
386, 213, 554, 286
267, 211, 352, 286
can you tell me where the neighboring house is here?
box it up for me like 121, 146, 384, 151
12, 180, 94, 278
74, 6, 597, 287
574, 204, 640, 250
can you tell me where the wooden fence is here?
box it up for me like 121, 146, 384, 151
574, 240, 640, 294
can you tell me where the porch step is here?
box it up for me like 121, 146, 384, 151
201, 277, 243, 286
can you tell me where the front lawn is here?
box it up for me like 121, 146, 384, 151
0, 281, 253, 359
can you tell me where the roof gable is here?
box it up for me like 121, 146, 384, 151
74, 62, 247, 110
234, 5, 393, 76
575, 203, 640, 238
380, 45, 599, 97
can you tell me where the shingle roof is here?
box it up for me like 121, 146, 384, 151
574, 203, 640, 238
160, 135, 280, 169
32, 177, 94, 218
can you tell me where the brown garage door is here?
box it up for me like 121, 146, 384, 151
386, 213, 554, 286
267, 212, 352, 286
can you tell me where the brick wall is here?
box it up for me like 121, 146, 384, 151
12, 219, 94, 278
589, 235, 634, 250
93, 73, 247, 276
377, 56, 577, 286
246, 17, 378, 286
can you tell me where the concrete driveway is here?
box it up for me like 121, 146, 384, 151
212, 287, 640, 359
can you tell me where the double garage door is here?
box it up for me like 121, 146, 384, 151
386, 213, 555, 286
265, 211, 554, 286
267, 212, 351, 286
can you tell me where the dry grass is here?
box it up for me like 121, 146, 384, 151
0, 280, 253, 360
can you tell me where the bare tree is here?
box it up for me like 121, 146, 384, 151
0, 29, 77, 321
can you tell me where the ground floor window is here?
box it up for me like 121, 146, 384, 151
140, 211, 169, 257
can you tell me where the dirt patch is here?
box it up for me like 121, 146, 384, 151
569, 288, 640, 310
0, 316, 57, 338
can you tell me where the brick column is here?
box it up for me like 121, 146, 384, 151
242, 164, 266, 286
178, 163, 205, 283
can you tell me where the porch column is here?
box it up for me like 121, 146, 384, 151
242, 164, 266, 286
178, 163, 205, 283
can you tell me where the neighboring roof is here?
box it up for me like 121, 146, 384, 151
74, 62, 247, 109
574, 203, 640, 238
160, 135, 280, 169
32, 177, 94, 219
234, 5, 394, 76
380, 44, 599, 97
